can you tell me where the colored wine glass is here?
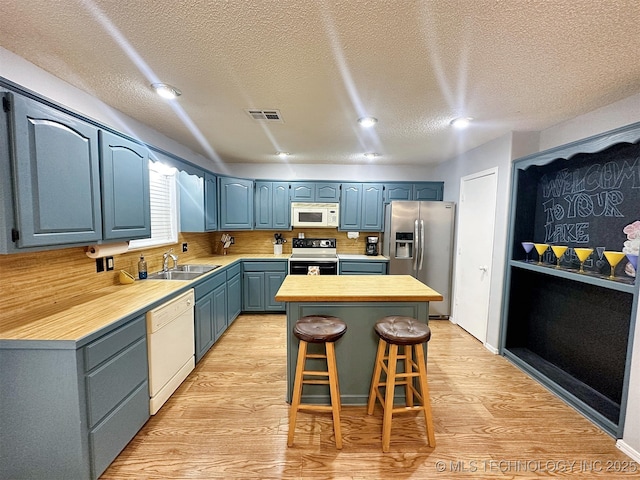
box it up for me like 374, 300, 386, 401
574, 247, 593, 273
521, 242, 534, 262
626, 253, 638, 270
550, 245, 568, 268
533, 243, 549, 264
603, 251, 626, 279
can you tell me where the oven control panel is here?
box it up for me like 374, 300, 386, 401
292, 238, 336, 248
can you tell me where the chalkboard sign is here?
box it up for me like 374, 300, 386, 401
528, 141, 640, 273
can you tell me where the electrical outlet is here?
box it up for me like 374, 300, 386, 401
96, 258, 105, 273
105, 256, 114, 271
182, 242, 188, 252
230, 236, 235, 244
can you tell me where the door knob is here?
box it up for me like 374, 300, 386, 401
479, 265, 488, 272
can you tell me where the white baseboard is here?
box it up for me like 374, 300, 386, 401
616, 439, 640, 462
484, 343, 499, 355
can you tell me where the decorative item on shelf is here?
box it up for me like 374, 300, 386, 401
521, 242, 534, 262
533, 243, 549, 265
622, 220, 640, 277
550, 245, 568, 269
603, 251, 626, 279
573, 247, 594, 273
119, 270, 135, 285
625, 254, 638, 277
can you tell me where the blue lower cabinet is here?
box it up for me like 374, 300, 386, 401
226, 264, 242, 324
242, 261, 287, 312
195, 291, 215, 361
0, 315, 150, 480
339, 260, 388, 275
194, 270, 227, 363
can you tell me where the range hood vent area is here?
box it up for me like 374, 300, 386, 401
245, 109, 284, 123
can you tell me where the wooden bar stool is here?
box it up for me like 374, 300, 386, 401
367, 315, 436, 452
288, 315, 347, 449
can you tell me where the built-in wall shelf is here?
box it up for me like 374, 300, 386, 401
501, 121, 640, 438
510, 260, 637, 294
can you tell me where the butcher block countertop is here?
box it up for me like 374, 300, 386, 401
275, 275, 443, 302
1, 253, 289, 345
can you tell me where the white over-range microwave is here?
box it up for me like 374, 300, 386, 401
291, 202, 339, 228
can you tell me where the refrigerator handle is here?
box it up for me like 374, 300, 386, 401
419, 219, 425, 270
413, 219, 419, 270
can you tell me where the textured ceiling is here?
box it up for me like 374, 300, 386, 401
0, 0, 639, 166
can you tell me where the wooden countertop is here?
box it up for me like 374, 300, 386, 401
275, 275, 443, 302
1, 253, 289, 344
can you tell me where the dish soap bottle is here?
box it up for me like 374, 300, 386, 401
138, 254, 147, 279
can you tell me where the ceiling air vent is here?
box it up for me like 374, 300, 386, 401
245, 109, 284, 123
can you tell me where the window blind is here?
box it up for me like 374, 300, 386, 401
129, 163, 177, 249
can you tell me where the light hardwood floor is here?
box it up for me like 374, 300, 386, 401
102, 315, 635, 479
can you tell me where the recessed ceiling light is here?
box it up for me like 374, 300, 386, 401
277, 151, 290, 158
358, 116, 378, 128
450, 117, 472, 129
151, 83, 182, 100
364, 152, 379, 160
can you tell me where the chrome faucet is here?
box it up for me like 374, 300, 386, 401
163, 248, 178, 271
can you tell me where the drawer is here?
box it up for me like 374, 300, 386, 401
194, 270, 226, 299
84, 316, 145, 371
89, 381, 149, 478
226, 262, 241, 279
340, 261, 387, 274
242, 261, 287, 272
86, 337, 148, 427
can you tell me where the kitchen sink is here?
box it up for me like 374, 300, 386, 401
147, 264, 221, 280
174, 264, 221, 273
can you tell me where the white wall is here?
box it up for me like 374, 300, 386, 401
431, 132, 516, 349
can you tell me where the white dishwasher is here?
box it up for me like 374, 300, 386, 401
146, 289, 195, 415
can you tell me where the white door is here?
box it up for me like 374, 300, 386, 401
453, 168, 498, 343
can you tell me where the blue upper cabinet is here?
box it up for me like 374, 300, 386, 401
178, 170, 217, 232
339, 183, 362, 230
218, 177, 254, 230
315, 182, 340, 202
383, 182, 444, 203
290, 182, 314, 201
99, 131, 151, 240
413, 182, 443, 201
290, 182, 340, 202
361, 183, 384, 230
340, 183, 383, 231
8, 93, 103, 247
204, 172, 218, 230
255, 181, 290, 230
383, 183, 412, 203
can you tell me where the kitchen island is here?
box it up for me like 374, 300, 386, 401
275, 275, 442, 405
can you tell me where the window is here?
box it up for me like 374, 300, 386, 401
129, 161, 178, 250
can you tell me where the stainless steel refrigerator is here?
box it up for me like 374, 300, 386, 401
383, 201, 455, 318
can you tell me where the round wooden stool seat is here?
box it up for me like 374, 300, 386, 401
294, 315, 347, 343
374, 315, 431, 345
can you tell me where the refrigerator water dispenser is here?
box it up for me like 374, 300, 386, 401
395, 232, 413, 258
